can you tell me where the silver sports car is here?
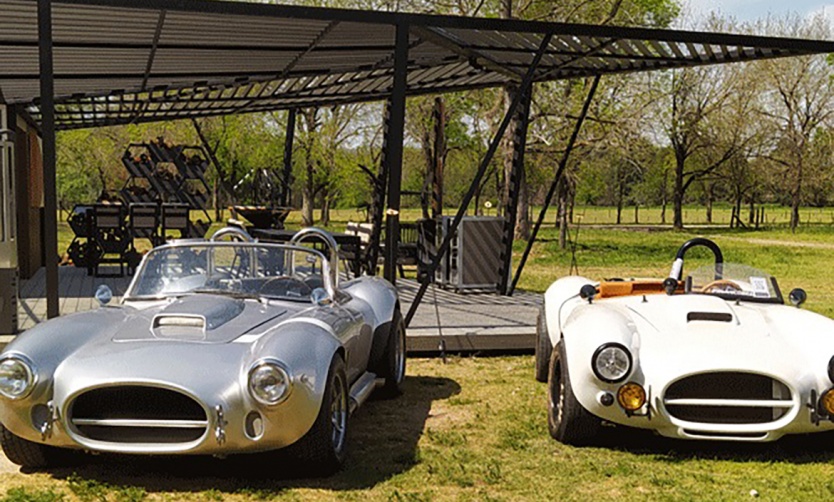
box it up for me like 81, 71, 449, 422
0, 227, 406, 474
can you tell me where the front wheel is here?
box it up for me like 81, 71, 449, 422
0, 424, 69, 468
534, 309, 552, 383
289, 354, 349, 475
547, 340, 601, 445
378, 308, 406, 397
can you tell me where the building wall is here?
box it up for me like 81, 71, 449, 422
12, 108, 44, 279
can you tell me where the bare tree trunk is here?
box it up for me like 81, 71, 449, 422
705, 183, 713, 224
790, 160, 802, 232
320, 186, 330, 225
558, 182, 568, 249
660, 170, 668, 225
301, 108, 318, 227
673, 154, 685, 230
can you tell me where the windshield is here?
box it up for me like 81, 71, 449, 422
126, 243, 329, 302
687, 263, 782, 303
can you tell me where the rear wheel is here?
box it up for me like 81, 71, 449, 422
289, 354, 349, 475
378, 308, 406, 397
0, 424, 68, 468
534, 309, 552, 383
547, 341, 601, 445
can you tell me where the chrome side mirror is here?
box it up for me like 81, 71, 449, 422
95, 285, 113, 306
789, 288, 807, 308
311, 287, 332, 306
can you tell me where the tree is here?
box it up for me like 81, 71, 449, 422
757, 14, 834, 231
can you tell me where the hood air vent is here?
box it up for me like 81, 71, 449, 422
687, 312, 732, 323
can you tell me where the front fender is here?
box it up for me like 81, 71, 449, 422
561, 303, 641, 413
249, 320, 343, 442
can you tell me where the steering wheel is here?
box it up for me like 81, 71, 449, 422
257, 276, 312, 299
700, 279, 742, 294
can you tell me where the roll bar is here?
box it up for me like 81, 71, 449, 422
290, 227, 340, 289
669, 237, 724, 281
210, 226, 254, 243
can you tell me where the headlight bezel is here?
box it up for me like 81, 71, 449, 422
0, 354, 36, 400
591, 342, 632, 384
827, 356, 834, 384
247, 358, 293, 406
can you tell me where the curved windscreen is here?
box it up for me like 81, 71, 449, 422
127, 243, 328, 302
687, 263, 782, 303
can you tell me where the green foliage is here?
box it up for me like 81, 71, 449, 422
1, 488, 64, 502
66, 473, 146, 502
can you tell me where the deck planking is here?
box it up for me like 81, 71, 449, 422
9, 268, 538, 353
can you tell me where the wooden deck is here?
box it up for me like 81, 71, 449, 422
11, 268, 538, 353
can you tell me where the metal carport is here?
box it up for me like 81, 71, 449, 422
1, 0, 833, 324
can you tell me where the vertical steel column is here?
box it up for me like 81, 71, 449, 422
497, 87, 532, 295
405, 34, 552, 326
365, 102, 389, 276
509, 75, 601, 295
38, 0, 59, 319
281, 108, 297, 207
382, 23, 409, 284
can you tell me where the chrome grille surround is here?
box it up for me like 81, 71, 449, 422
663, 372, 794, 425
68, 386, 208, 444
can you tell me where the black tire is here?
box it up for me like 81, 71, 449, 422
0, 423, 66, 468
289, 354, 349, 475
547, 340, 601, 446
535, 309, 552, 383
378, 307, 406, 397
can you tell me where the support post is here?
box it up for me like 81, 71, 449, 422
405, 33, 552, 326
281, 108, 297, 207
497, 86, 532, 295
365, 103, 389, 276
509, 75, 601, 295
38, 0, 59, 319
382, 23, 409, 285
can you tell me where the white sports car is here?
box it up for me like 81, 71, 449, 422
536, 237, 834, 445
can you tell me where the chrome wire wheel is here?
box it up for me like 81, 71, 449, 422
330, 371, 348, 454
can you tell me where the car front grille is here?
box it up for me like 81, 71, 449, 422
69, 386, 208, 444
663, 372, 793, 425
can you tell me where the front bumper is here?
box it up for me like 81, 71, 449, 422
579, 376, 834, 442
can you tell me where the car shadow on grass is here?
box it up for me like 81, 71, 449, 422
597, 425, 834, 464
36, 375, 460, 496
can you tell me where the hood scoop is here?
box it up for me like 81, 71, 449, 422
151, 296, 245, 340
687, 311, 733, 323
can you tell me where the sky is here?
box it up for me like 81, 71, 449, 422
686, 0, 834, 22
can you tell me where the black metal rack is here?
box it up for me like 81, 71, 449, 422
119, 138, 212, 239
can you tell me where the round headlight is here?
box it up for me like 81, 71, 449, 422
248, 360, 292, 406
0, 357, 35, 399
592, 343, 632, 383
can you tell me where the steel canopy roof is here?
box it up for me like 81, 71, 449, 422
2, 0, 834, 130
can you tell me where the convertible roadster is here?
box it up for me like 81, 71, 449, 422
0, 226, 406, 473
536, 237, 834, 445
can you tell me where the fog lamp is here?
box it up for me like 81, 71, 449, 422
821, 388, 834, 416
617, 382, 646, 412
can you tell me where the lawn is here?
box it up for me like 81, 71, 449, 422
21, 213, 834, 501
